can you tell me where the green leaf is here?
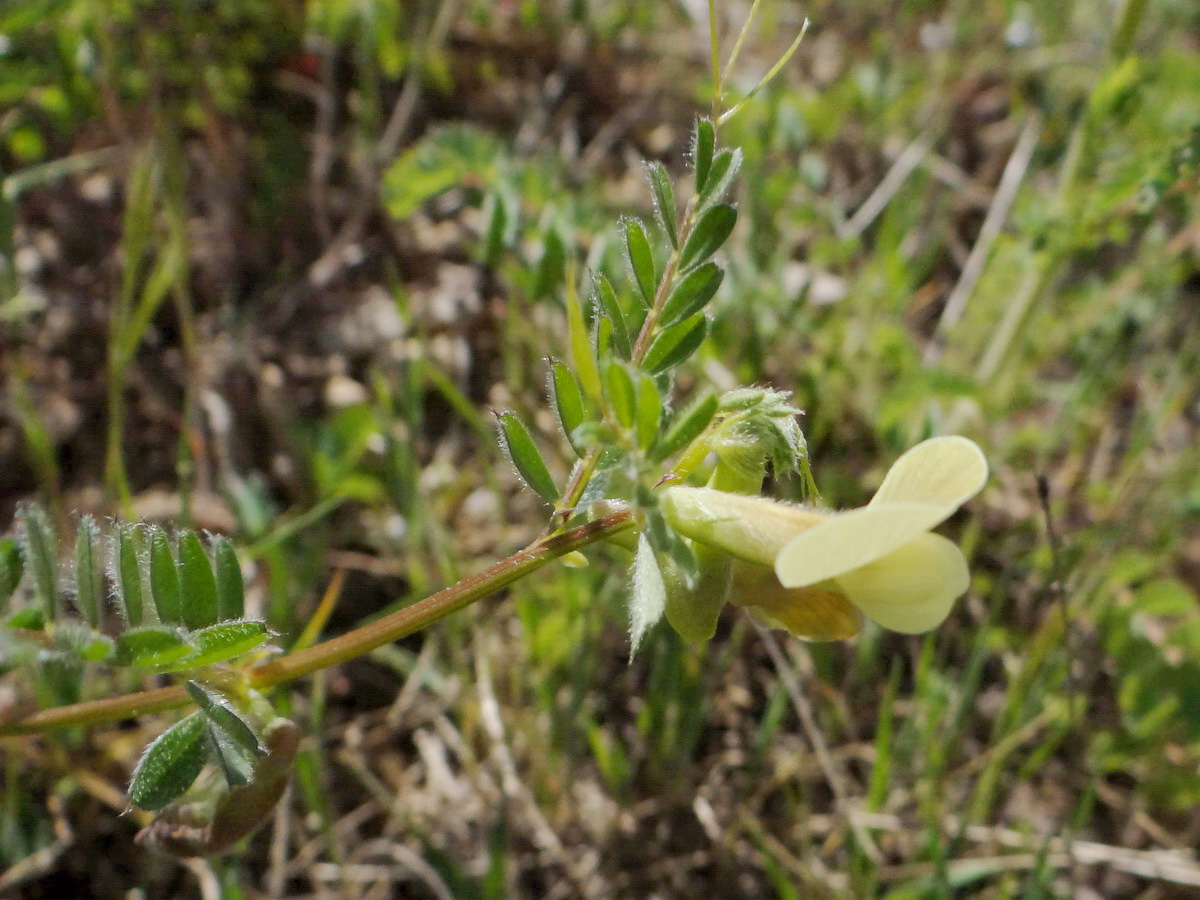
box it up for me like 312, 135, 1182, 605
186, 682, 264, 758
635, 374, 661, 451
179, 620, 272, 669
482, 190, 509, 267
72, 516, 103, 627
129, 712, 208, 811
566, 273, 603, 403
660, 262, 724, 327
549, 361, 587, 457
693, 119, 716, 194
642, 314, 708, 375
178, 532, 218, 630
533, 225, 567, 301
594, 312, 614, 361
624, 218, 657, 306
604, 361, 636, 429
7, 607, 44, 631
380, 124, 502, 221
654, 390, 719, 462
17, 504, 58, 621
592, 273, 631, 360
205, 721, 257, 788
112, 524, 145, 627
0, 538, 23, 615
497, 412, 559, 503
149, 530, 183, 625
115, 626, 192, 668
213, 537, 244, 622
697, 148, 742, 208
678, 204, 737, 271
646, 161, 678, 248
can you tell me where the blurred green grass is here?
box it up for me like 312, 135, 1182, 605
2, 0, 1200, 896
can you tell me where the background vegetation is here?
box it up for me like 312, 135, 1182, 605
2, 0, 1199, 896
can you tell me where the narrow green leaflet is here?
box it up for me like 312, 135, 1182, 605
178, 532, 218, 630
482, 190, 508, 267
605, 361, 636, 430
645, 161, 678, 248
497, 411, 559, 503
205, 722, 257, 787
187, 681, 264, 787
115, 626, 192, 668
149, 530, 183, 625
624, 219, 657, 306
533, 225, 566, 300
213, 536, 244, 622
592, 273, 632, 360
697, 148, 742, 208
178, 620, 272, 669
549, 361, 587, 457
642, 314, 708, 375
0, 538, 23, 615
17, 504, 58, 621
112, 524, 145, 627
693, 119, 716, 194
594, 313, 615, 362
660, 262, 724, 327
677, 204, 737, 272
128, 712, 208, 811
635, 374, 661, 451
73, 516, 103, 627
566, 274, 603, 402
653, 390, 718, 462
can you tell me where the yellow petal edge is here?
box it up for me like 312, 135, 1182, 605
870, 435, 988, 509
835, 533, 968, 633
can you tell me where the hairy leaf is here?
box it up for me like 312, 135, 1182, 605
624, 218, 657, 306
660, 262, 724, 327
129, 712, 208, 811
149, 530, 183, 625
549, 361, 587, 457
178, 533, 218, 630
212, 537, 244, 622
642, 314, 708, 375
646, 161, 678, 248
497, 412, 559, 503
678, 204, 736, 271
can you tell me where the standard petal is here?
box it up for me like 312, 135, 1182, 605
775, 502, 950, 588
834, 533, 969, 634
728, 561, 861, 641
661, 486, 826, 567
869, 435, 988, 510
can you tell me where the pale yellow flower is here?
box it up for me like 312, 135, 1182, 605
660, 436, 987, 639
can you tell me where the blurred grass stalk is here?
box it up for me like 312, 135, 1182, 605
975, 0, 1149, 383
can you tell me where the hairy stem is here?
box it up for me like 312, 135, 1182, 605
0, 511, 635, 737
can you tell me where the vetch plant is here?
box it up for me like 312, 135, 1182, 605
0, 7, 987, 862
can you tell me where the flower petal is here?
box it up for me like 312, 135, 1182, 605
870, 436, 987, 510
661, 486, 826, 567
775, 502, 950, 588
835, 533, 969, 634
728, 561, 861, 641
